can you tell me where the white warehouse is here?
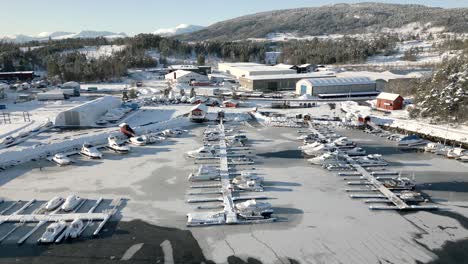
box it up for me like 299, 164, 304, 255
55, 96, 121, 127
218, 62, 295, 79
296, 77, 378, 98
165, 70, 209, 84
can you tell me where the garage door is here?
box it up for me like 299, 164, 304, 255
64, 111, 80, 126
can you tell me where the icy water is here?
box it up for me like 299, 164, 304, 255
336, 127, 468, 203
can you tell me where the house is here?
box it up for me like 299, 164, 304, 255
376, 92, 404, 111
0, 71, 34, 81
189, 103, 208, 123
165, 70, 209, 84
223, 99, 239, 108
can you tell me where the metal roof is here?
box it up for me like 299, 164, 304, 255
304, 77, 375, 87
241, 72, 335, 81
376, 92, 402, 101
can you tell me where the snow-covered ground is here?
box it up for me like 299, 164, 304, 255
341, 101, 468, 144
61, 45, 126, 59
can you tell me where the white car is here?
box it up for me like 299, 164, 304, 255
38, 221, 67, 243
2, 136, 15, 145
52, 153, 73, 166
61, 195, 82, 212
80, 144, 103, 159
45, 196, 65, 211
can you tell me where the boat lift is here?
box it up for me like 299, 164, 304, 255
0, 197, 120, 244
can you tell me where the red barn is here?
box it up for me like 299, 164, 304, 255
223, 99, 239, 108
376, 92, 404, 111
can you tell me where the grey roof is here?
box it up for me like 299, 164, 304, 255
304, 77, 375, 87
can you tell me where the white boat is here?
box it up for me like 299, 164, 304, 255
61, 195, 82, 212
52, 153, 73, 166
45, 196, 64, 211
80, 144, 102, 159
227, 138, 245, 147
398, 191, 425, 203
38, 221, 67, 243
298, 141, 322, 150
228, 157, 254, 165
234, 180, 263, 192
235, 200, 273, 219
424, 142, 443, 153
160, 129, 175, 137
204, 132, 220, 142
333, 137, 355, 147
188, 165, 220, 181
457, 155, 468, 162
303, 144, 336, 156
107, 136, 130, 153
447, 147, 466, 159
345, 147, 367, 156
226, 135, 248, 144
381, 177, 415, 190
59, 219, 84, 241
187, 146, 218, 159
398, 135, 424, 146
308, 152, 344, 166
232, 172, 264, 185
435, 146, 452, 156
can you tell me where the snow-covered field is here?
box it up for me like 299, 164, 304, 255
61, 45, 126, 59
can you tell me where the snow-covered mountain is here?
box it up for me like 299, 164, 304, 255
1, 31, 128, 43
154, 24, 205, 36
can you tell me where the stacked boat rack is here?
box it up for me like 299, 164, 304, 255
185, 120, 278, 226
298, 121, 439, 211
0, 196, 122, 244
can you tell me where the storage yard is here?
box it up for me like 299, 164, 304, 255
0, 101, 467, 263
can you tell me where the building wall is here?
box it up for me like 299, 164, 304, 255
311, 83, 376, 96
376, 97, 403, 110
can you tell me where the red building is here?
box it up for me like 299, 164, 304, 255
0, 71, 34, 81
376, 92, 404, 111
223, 99, 239, 108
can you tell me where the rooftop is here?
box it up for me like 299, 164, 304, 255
241, 72, 336, 81
304, 77, 375, 87
377, 92, 402, 101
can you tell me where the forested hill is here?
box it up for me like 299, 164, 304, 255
178, 3, 468, 41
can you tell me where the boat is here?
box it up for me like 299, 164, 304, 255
45, 196, 64, 211
204, 132, 220, 142
38, 221, 67, 243
80, 144, 102, 159
187, 146, 218, 159
52, 153, 73, 166
226, 137, 245, 147
61, 195, 82, 212
398, 135, 424, 146
298, 141, 322, 150
232, 172, 264, 185
303, 144, 337, 157
234, 180, 263, 192
345, 147, 367, 156
458, 155, 468, 163
129, 135, 164, 146
188, 165, 220, 181
354, 154, 388, 167
381, 177, 415, 190
228, 157, 254, 165
333, 137, 355, 147
235, 200, 274, 220
398, 191, 426, 203
226, 135, 248, 144
59, 219, 84, 241
447, 147, 466, 159
424, 142, 443, 153
107, 136, 130, 153
95, 119, 108, 126
435, 146, 452, 156
308, 152, 345, 166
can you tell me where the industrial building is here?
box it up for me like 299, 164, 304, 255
239, 72, 335, 91
54, 96, 121, 127
165, 70, 209, 84
296, 77, 378, 98
218, 63, 296, 79
168, 65, 211, 75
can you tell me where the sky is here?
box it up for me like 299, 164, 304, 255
1, 0, 468, 36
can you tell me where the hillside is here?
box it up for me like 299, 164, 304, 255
178, 3, 468, 41
1, 31, 127, 43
